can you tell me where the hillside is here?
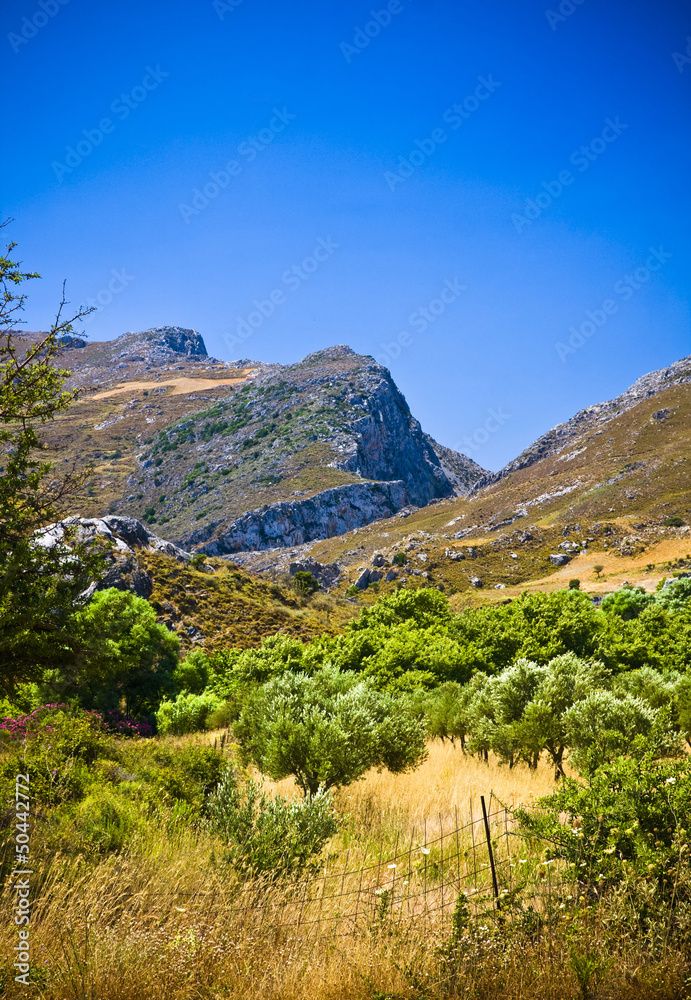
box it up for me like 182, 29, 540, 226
38, 329, 487, 549
29, 329, 691, 608
231, 355, 691, 602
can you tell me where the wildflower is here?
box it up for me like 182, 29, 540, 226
666, 777, 676, 785
420, 847, 430, 855
387, 863, 397, 869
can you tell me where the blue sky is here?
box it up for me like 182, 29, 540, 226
2, 0, 689, 471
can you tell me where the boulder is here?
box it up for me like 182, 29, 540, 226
289, 556, 341, 589
549, 553, 571, 566
470, 576, 483, 588
354, 567, 383, 591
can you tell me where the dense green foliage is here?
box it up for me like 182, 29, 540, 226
233, 666, 428, 796
516, 720, 690, 893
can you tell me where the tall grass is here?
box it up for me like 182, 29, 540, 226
1, 746, 689, 999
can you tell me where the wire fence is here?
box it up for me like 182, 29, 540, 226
2, 793, 570, 946
196, 795, 568, 942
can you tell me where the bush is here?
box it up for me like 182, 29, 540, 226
664, 516, 684, 527
116, 740, 224, 817
568, 579, 580, 590
61, 784, 144, 854
656, 577, 691, 612
173, 649, 211, 695
54, 588, 180, 716
393, 552, 407, 566
207, 770, 339, 878
155, 691, 222, 735
516, 730, 689, 893
0, 706, 111, 806
293, 571, 320, 595
601, 585, 654, 620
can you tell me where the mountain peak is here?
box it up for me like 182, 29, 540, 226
127, 326, 208, 357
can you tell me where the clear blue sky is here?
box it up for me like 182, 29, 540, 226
2, 0, 689, 471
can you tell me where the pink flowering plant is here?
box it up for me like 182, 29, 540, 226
0, 704, 112, 806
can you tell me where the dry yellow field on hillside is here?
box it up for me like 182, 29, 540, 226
512, 530, 691, 596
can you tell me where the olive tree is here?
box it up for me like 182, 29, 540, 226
233, 666, 428, 797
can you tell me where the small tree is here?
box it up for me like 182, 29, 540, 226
207, 771, 339, 878
568, 578, 580, 590
293, 570, 320, 596
593, 564, 605, 578
0, 226, 97, 692
233, 666, 428, 797
42, 588, 180, 716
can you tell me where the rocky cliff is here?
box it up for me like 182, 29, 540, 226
187, 480, 408, 554
41, 331, 489, 552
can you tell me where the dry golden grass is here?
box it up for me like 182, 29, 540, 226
508, 532, 691, 597
2, 808, 687, 1000
3, 742, 689, 999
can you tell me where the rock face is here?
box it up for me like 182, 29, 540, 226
35, 515, 192, 598
424, 435, 488, 496
49, 333, 490, 552
316, 347, 459, 506
188, 480, 408, 555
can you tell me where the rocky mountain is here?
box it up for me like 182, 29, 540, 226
31, 332, 691, 611
227, 354, 691, 603
491, 354, 691, 481
40, 329, 488, 553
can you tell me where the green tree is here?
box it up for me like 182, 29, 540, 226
42, 589, 180, 716
656, 577, 691, 613
563, 690, 658, 774
601, 585, 654, 620
233, 666, 428, 797
517, 654, 608, 778
0, 228, 96, 692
